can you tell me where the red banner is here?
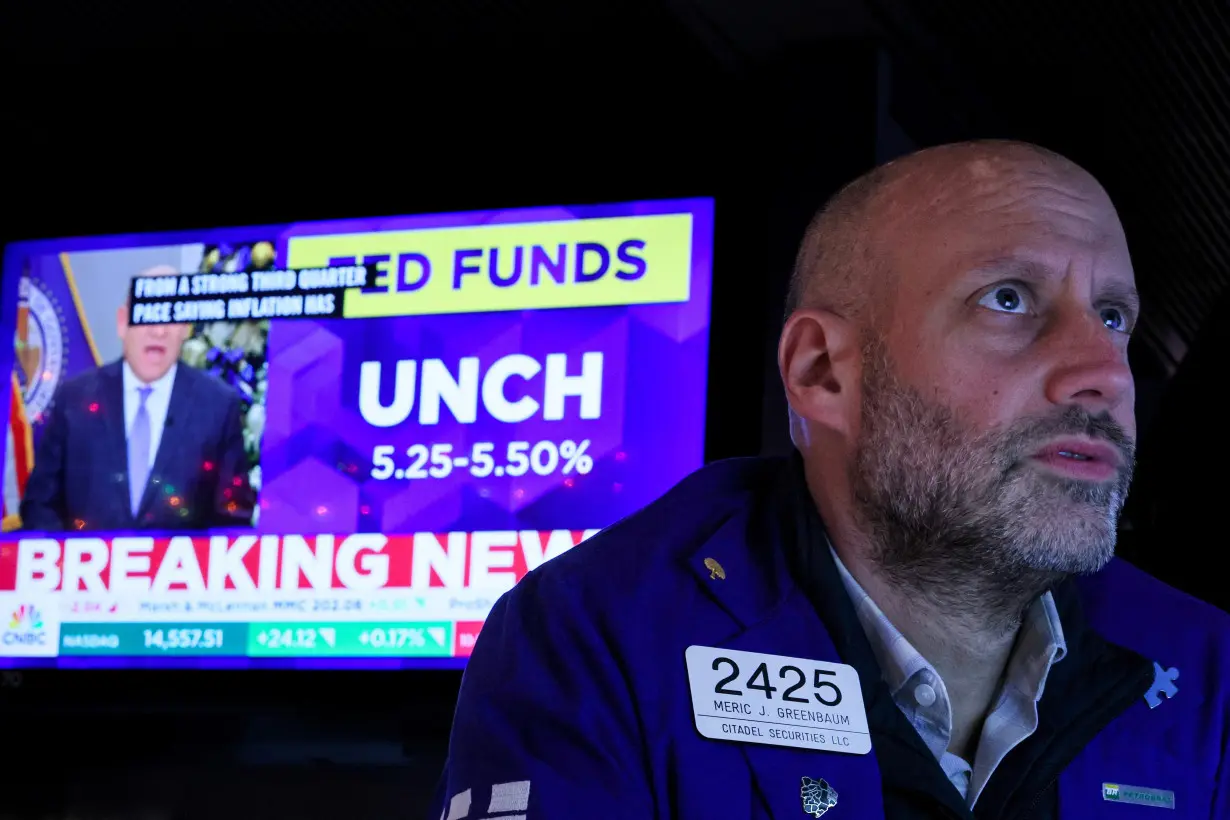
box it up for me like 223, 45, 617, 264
0, 530, 598, 594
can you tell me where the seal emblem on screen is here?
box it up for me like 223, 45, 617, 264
15, 275, 66, 420
801, 776, 838, 817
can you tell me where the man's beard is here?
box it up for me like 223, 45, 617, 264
850, 339, 1135, 628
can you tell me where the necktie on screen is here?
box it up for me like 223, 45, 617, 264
128, 386, 153, 517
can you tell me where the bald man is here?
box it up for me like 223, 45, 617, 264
20, 265, 253, 532
435, 142, 1229, 819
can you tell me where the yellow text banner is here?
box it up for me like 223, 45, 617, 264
284, 213, 694, 318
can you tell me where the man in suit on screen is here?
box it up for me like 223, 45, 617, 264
19, 265, 254, 532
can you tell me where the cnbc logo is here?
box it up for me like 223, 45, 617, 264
10, 605, 43, 630
3, 604, 47, 646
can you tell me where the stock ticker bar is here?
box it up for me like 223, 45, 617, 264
247, 621, 453, 657
55, 620, 454, 658
58, 622, 245, 656
127, 265, 378, 325
1, 530, 596, 663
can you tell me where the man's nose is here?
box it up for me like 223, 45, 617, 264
1042, 311, 1135, 416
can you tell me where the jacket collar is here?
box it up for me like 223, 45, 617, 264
685, 455, 916, 708
683, 476, 794, 633
683, 455, 1157, 820
684, 456, 969, 819
686, 455, 1148, 699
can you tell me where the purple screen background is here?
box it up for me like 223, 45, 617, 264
0, 198, 713, 669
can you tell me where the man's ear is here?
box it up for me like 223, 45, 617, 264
116, 304, 129, 338
778, 309, 861, 439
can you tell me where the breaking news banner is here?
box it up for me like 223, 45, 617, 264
127, 265, 379, 325
0, 529, 595, 659
0, 197, 713, 668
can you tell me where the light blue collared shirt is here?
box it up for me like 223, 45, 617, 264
830, 547, 1067, 806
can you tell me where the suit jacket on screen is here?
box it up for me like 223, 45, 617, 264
20, 359, 254, 532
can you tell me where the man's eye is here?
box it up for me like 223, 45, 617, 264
1101, 306, 1131, 333
977, 285, 1030, 315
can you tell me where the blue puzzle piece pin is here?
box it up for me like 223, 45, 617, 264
1144, 661, 1179, 709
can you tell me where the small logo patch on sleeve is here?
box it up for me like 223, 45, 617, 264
1102, 782, 1174, 809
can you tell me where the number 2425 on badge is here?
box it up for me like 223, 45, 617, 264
684, 645, 872, 755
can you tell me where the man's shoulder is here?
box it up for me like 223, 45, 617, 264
174, 364, 237, 408
59, 362, 231, 401
174, 363, 227, 393
1078, 557, 1230, 667
507, 457, 780, 610
56, 362, 119, 403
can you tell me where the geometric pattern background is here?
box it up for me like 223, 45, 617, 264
260, 199, 713, 536
1, 199, 712, 540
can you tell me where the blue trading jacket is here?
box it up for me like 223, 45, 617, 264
435, 458, 1229, 819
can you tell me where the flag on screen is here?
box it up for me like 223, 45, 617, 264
3, 371, 34, 530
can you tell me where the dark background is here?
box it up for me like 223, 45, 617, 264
1, 1, 1227, 817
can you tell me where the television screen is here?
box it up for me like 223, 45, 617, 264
0, 198, 713, 669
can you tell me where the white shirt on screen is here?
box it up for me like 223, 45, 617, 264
122, 360, 177, 469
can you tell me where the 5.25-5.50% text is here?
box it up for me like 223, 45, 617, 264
370, 439, 594, 481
